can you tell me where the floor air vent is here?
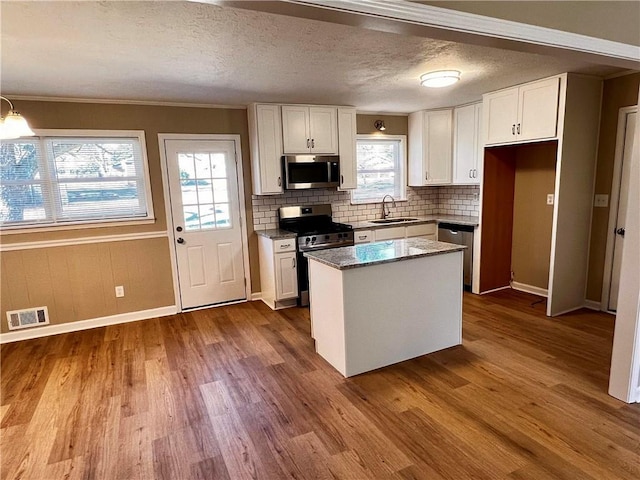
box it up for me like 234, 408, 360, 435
6, 307, 50, 331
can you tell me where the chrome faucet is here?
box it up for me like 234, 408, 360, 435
381, 194, 396, 219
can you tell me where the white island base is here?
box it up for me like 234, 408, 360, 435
308, 247, 463, 377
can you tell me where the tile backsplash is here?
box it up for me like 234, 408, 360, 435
251, 185, 479, 231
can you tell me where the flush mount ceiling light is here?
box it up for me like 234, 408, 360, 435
420, 70, 461, 88
374, 120, 386, 131
0, 96, 35, 139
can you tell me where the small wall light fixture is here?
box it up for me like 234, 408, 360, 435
374, 120, 386, 131
420, 70, 461, 88
0, 96, 35, 139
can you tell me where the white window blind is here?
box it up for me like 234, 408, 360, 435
0, 131, 153, 229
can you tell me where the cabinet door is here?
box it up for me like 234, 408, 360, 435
453, 104, 477, 184
337, 107, 357, 189
275, 252, 298, 300
424, 110, 452, 185
518, 77, 560, 142
406, 223, 436, 238
484, 87, 519, 145
309, 107, 338, 154
282, 105, 311, 154
374, 226, 405, 241
251, 104, 283, 194
354, 230, 373, 244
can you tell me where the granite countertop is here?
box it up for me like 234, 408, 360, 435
347, 214, 479, 230
304, 238, 466, 270
256, 229, 297, 240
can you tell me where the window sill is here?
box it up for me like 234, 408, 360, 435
1, 217, 157, 235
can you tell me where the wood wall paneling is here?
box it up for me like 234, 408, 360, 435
480, 146, 516, 292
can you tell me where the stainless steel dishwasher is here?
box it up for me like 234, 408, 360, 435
438, 223, 474, 291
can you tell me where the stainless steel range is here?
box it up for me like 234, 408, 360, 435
279, 204, 354, 306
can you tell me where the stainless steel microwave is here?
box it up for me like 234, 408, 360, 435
283, 155, 340, 190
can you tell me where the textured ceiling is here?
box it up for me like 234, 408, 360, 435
0, 1, 625, 113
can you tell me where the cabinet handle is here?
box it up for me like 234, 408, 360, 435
280, 243, 291, 249
358, 235, 367, 240
278, 176, 281, 187
292, 257, 296, 268
469, 169, 472, 178
306, 138, 310, 148
512, 124, 516, 135
425, 172, 429, 181
517, 123, 521, 135
311, 139, 315, 148
341, 175, 344, 184
472, 169, 476, 178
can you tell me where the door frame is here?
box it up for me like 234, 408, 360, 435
158, 134, 251, 312
601, 105, 637, 313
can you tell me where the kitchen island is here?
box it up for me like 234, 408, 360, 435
305, 238, 465, 377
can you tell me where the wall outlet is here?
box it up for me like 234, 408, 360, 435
115, 285, 125, 298
472, 192, 479, 202
546, 194, 554, 205
594, 194, 609, 208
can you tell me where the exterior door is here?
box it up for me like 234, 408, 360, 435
164, 139, 246, 309
608, 111, 636, 311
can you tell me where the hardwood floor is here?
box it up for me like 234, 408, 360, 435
1, 290, 639, 479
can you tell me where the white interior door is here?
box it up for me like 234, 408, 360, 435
609, 111, 636, 311
164, 139, 246, 309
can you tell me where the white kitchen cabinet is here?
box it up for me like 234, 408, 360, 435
337, 107, 357, 189
354, 229, 373, 244
374, 226, 405, 241
408, 109, 453, 186
282, 105, 338, 154
248, 104, 284, 195
258, 236, 298, 310
484, 76, 560, 145
368, 222, 437, 242
453, 103, 482, 185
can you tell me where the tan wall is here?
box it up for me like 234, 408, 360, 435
511, 142, 557, 290
421, 1, 640, 46
0, 238, 174, 334
356, 114, 408, 135
586, 73, 640, 301
0, 100, 257, 331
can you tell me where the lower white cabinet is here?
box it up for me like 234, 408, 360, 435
359, 222, 437, 242
354, 230, 373, 244
259, 236, 298, 310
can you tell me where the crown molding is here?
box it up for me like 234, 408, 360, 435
4, 94, 248, 110
289, 0, 639, 66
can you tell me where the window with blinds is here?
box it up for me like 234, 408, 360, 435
0, 130, 154, 229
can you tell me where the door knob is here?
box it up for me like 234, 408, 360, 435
177, 237, 185, 244
616, 227, 625, 237
176, 226, 183, 232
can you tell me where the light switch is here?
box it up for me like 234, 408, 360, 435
594, 194, 609, 208
546, 194, 554, 205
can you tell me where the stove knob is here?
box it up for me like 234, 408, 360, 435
325, 235, 330, 240
311, 236, 316, 243
305, 237, 311, 244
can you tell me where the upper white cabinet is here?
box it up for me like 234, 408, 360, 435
408, 109, 453, 186
337, 107, 357, 190
453, 103, 482, 185
484, 76, 560, 145
282, 105, 338, 154
248, 104, 284, 195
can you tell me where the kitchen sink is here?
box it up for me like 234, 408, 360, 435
369, 217, 419, 224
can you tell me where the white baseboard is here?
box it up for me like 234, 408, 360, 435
511, 282, 548, 298
479, 285, 511, 295
251, 292, 262, 301
0, 305, 177, 344
634, 386, 640, 404
584, 299, 603, 311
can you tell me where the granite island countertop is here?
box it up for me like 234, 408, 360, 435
347, 214, 479, 230
304, 238, 466, 270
